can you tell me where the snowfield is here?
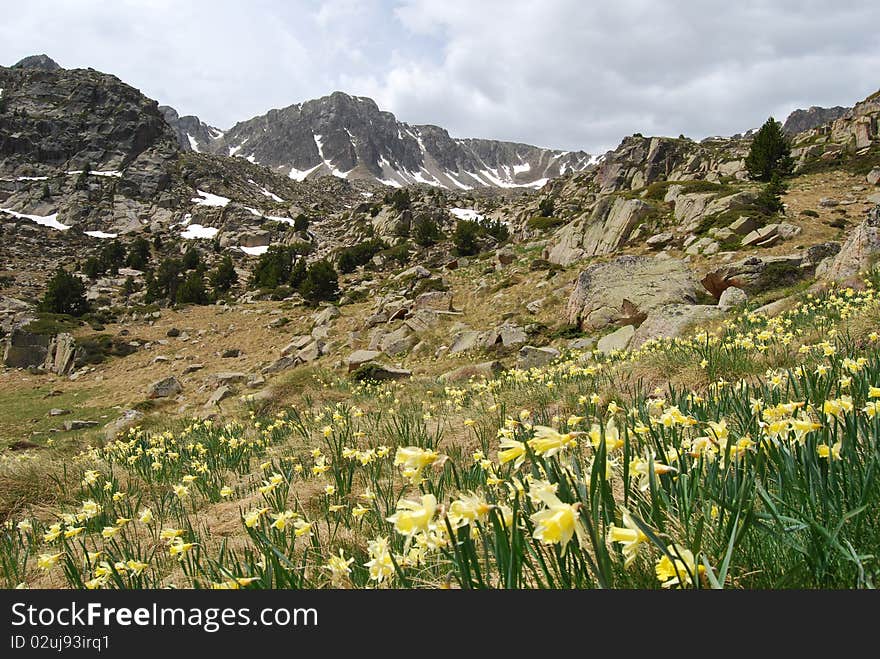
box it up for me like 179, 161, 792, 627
0, 207, 70, 230
180, 224, 219, 239
191, 190, 231, 207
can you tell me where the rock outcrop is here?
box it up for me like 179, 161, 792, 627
566, 256, 699, 330
822, 205, 880, 281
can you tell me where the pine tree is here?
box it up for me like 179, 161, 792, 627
41, 268, 89, 316
453, 219, 480, 256
176, 270, 210, 305
756, 173, 787, 215
299, 259, 340, 304
209, 254, 238, 294
745, 117, 794, 182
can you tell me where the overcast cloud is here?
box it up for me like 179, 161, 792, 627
2, 0, 878, 154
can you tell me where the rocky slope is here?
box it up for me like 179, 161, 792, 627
182, 91, 593, 189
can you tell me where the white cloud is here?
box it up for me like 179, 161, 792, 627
1, 0, 877, 154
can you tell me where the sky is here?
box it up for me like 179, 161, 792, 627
1, 0, 878, 155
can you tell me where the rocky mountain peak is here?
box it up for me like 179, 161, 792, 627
194, 91, 592, 189
12, 54, 62, 71
782, 105, 850, 135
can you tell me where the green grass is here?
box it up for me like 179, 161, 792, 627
0, 385, 111, 447
527, 215, 566, 231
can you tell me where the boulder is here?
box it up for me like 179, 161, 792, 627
221, 348, 241, 358
440, 361, 506, 382
346, 349, 382, 372
414, 291, 453, 311
517, 345, 560, 370
701, 255, 804, 295
395, 265, 431, 280
103, 409, 144, 441
819, 197, 839, 207
205, 385, 232, 407
822, 205, 880, 281
566, 255, 699, 330
378, 326, 416, 357
64, 420, 100, 431
777, 223, 803, 240
449, 330, 483, 354
404, 309, 440, 333
262, 355, 299, 374
44, 333, 77, 375
597, 325, 635, 354
868, 168, 880, 186
496, 248, 516, 265
3, 330, 51, 369
718, 286, 747, 310
214, 372, 246, 384
351, 362, 412, 381
481, 323, 528, 349
729, 216, 757, 235
742, 224, 780, 247
801, 242, 841, 268
685, 237, 718, 255
147, 376, 182, 399
182, 363, 204, 375
631, 304, 725, 349
568, 337, 596, 351
297, 341, 324, 363
364, 313, 388, 328
646, 232, 674, 249
313, 305, 340, 327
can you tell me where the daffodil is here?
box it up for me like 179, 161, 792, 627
365, 536, 394, 584
387, 494, 437, 537
138, 508, 153, 524
159, 528, 184, 542
655, 545, 705, 588
393, 446, 441, 485
530, 491, 583, 553
37, 552, 64, 570
497, 437, 527, 468
608, 507, 648, 568
817, 441, 842, 461
325, 549, 355, 586
244, 508, 269, 528
447, 492, 492, 528
168, 538, 196, 559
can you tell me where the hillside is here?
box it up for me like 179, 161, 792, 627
1, 54, 880, 590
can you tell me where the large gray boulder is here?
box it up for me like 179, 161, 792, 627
103, 409, 144, 441
43, 333, 77, 375
566, 255, 699, 330
517, 345, 560, 369
440, 361, 506, 382
147, 376, 182, 399
3, 330, 52, 369
346, 349, 382, 372
597, 325, 635, 354
822, 205, 880, 281
631, 304, 725, 349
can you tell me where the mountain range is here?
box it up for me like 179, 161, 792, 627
160, 91, 594, 189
